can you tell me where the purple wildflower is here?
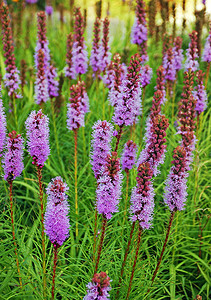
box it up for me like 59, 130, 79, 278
71, 7, 88, 78
185, 31, 199, 72
155, 66, 166, 104
121, 140, 137, 172
99, 17, 111, 72
26, 0, 38, 3
47, 65, 59, 98
202, 28, 211, 63
103, 61, 115, 88
44, 176, 70, 247
164, 146, 188, 211
66, 81, 89, 131
96, 152, 122, 219
45, 6, 53, 16
173, 36, 184, 72
84, 272, 111, 300
65, 33, 74, 79
0, 88, 7, 156
140, 65, 152, 88
192, 70, 207, 114
0, 3, 21, 99
35, 49, 49, 105
90, 17, 102, 74
25, 109, 50, 167
130, 162, 154, 229
137, 114, 169, 176
90, 120, 113, 179
113, 54, 142, 127
131, 0, 148, 63
3, 131, 24, 182
163, 47, 176, 82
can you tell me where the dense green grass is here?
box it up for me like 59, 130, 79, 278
0, 3, 210, 300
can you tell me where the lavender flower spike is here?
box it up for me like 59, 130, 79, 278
173, 36, 184, 72
84, 272, 111, 300
185, 31, 199, 72
47, 65, 59, 98
67, 81, 89, 131
25, 109, 50, 167
90, 120, 113, 179
96, 152, 122, 219
164, 146, 188, 211
121, 140, 137, 172
35, 49, 49, 105
192, 70, 208, 114
44, 177, 70, 247
3, 131, 24, 182
130, 162, 154, 229
140, 65, 152, 88
202, 27, 211, 63
99, 17, 112, 72
0, 87, 7, 156
90, 17, 101, 74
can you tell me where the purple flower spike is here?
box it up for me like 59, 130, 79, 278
164, 146, 188, 212
131, 0, 148, 63
66, 81, 89, 131
25, 109, 50, 167
137, 114, 169, 176
65, 33, 74, 79
71, 7, 88, 78
45, 6, 53, 16
84, 272, 111, 300
44, 177, 70, 247
121, 140, 137, 172
35, 49, 49, 105
163, 47, 176, 82
47, 65, 59, 98
90, 120, 113, 179
90, 17, 102, 74
202, 26, 211, 63
155, 66, 166, 104
185, 31, 199, 72
193, 70, 207, 114
0, 3, 21, 99
103, 61, 115, 89
140, 65, 152, 88
26, 0, 38, 3
173, 36, 184, 72
113, 54, 142, 127
0, 88, 7, 156
130, 162, 154, 229
3, 131, 24, 182
96, 152, 122, 219
100, 17, 111, 72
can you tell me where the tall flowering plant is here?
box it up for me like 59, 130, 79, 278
84, 272, 111, 299
185, 31, 199, 72
3, 131, 24, 287
100, 17, 111, 72
0, 2, 21, 100
131, 0, 148, 63
44, 177, 70, 299
0, 87, 7, 157
90, 17, 102, 75
202, 24, 211, 87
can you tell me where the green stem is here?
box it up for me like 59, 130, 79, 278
51, 99, 61, 158
12, 95, 18, 130
205, 62, 210, 89
140, 87, 146, 145
94, 216, 107, 274
9, 181, 22, 288
74, 129, 78, 240
51, 245, 58, 300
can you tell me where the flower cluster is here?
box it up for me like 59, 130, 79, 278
35, 49, 49, 104
96, 152, 122, 219
47, 65, 59, 99
177, 70, 196, 168
103, 60, 115, 89
130, 162, 154, 229
25, 109, 50, 167
71, 7, 88, 78
202, 25, 211, 63
90, 120, 113, 179
185, 31, 199, 72
137, 114, 169, 176
0, 3, 21, 99
67, 81, 89, 131
45, 5, 53, 16
84, 272, 111, 300
90, 17, 101, 74
131, 0, 148, 63
121, 140, 137, 173
164, 146, 188, 211
0, 88, 6, 156
113, 54, 142, 127
192, 70, 207, 114
3, 131, 24, 182
100, 17, 111, 72
65, 33, 74, 78
140, 65, 152, 88
173, 36, 184, 72
163, 47, 176, 82
44, 177, 70, 247
155, 66, 166, 104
